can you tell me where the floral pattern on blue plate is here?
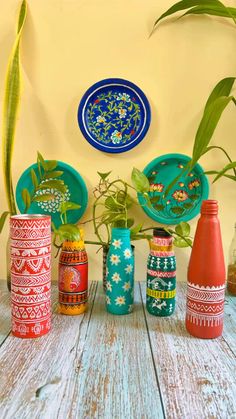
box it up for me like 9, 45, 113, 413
77, 78, 151, 153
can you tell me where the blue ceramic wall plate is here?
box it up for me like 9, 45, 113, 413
138, 153, 209, 225
77, 78, 151, 153
16, 162, 88, 228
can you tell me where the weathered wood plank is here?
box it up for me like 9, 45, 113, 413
56, 282, 164, 419
221, 293, 236, 356
0, 281, 11, 345
140, 282, 236, 419
0, 281, 97, 419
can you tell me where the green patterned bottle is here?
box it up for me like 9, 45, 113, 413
146, 228, 176, 316
105, 228, 134, 315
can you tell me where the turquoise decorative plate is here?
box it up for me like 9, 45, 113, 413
78, 78, 151, 153
138, 153, 209, 225
16, 162, 88, 228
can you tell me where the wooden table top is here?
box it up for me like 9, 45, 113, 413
0, 280, 235, 419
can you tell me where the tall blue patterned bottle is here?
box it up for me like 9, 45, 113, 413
105, 228, 134, 315
146, 228, 176, 316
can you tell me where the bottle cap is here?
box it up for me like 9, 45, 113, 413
153, 228, 171, 238
201, 199, 218, 215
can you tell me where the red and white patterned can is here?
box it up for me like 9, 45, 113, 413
10, 215, 51, 338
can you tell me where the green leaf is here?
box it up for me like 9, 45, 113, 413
175, 221, 190, 236
212, 161, 236, 182
127, 218, 134, 228
30, 168, 38, 189
150, 196, 160, 203
21, 188, 31, 212
97, 171, 112, 180
38, 180, 67, 194
189, 194, 200, 200
57, 224, 81, 242
203, 78, 235, 113
0, 212, 10, 234
171, 206, 184, 214
182, 4, 236, 21
43, 171, 63, 179
37, 151, 45, 168
2, 0, 27, 215
183, 202, 194, 209
60, 201, 81, 214
154, 204, 165, 211
43, 160, 57, 172
152, 0, 236, 33
191, 95, 234, 167
174, 237, 192, 248
130, 223, 143, 235
105, 196, 119, 210
32, 194, 55, 202
131, 168, 150, 193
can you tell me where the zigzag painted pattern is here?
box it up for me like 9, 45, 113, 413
10, 218, 51, 229
10, 228, 51, 240
11, 290, 51, 304
11, 238, 51, 249
187, 300, 224, 314
187, 286, 225, 302
12, 302, 51, 320
147, 269, 176, 278
11, 272, 50, 286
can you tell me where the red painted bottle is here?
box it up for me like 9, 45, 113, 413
186, 200, 226, 339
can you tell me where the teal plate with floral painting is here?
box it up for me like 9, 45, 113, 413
16, 162, 88, 228
138, 153, 209, 225
77, 78, 151, 153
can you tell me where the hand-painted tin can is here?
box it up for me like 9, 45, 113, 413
58, 230, 88, 315
146, 228, 176, 316
10, 214, 51, 338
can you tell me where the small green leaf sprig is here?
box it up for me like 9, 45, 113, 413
21, 152, 67, 213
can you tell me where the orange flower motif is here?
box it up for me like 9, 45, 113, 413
188, 179, 200, 190
172, 190, 188, 201
178, 182, 185, 187
150, 183, 164, 193
178, 164, 184, 169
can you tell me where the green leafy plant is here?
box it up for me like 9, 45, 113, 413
86, 169, 192, 249
52, 201, 82, 252
151, 1, 236, 190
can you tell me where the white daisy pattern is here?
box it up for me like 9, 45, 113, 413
112, 272, 121, 284
106, 267, 109, 277
106, 296, 111, 305
125, 264, 133, 274
112, 239, 122, 249
106, 281, 112, 292
115, 296, 126, 306
122, 281, 131, 292
123, 248, 132, 259
110, 254, 121, 266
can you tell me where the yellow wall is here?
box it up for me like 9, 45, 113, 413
0, 0, 236, 281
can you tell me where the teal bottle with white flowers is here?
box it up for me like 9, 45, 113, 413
105, 228, 134, 315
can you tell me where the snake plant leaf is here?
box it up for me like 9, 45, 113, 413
152, 0, 236, 34
191, 95, 234, 168
2, 0, 27, 215
0, 212, 10, 234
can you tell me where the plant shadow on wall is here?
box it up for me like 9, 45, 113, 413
151, 0, 236, 187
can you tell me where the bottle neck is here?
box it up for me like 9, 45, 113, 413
201, 199, 218, 216
111, 227, 130, 239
